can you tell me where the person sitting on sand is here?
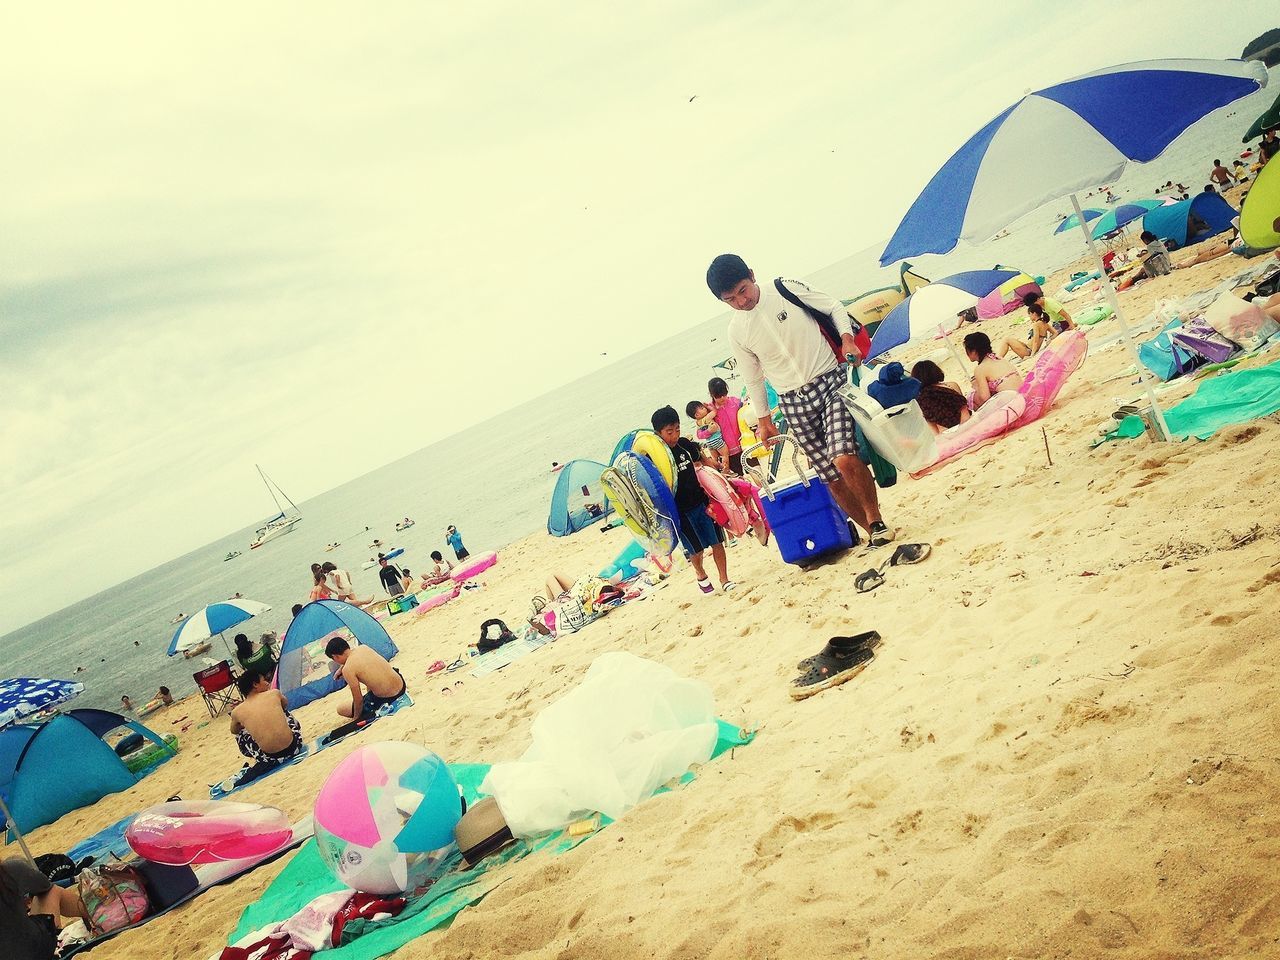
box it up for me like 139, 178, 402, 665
420, 551, 453, 587
1022, 291, 1075, 333
911, 360, 971, 432
964, 332, 1024, 409
235, 633, 276, 674
398, 568, 415, 595
3, 856, 78, 953
1139, 230, 1173, 276
322, 561, 375, 607
229, 670, 304, 782
308, 567, 333, 602
325, 637, 407, 720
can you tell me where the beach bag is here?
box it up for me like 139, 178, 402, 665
1204, 292, 1280, 351
1138, 320, 1200, 381
1170, 317, 1239, 365
845, 366, 897, 487
773, 279, 872, 361
78, 863, 150, 933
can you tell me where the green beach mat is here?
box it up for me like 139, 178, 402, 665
226, 719, 754, 958
1164, 360, 1280, 440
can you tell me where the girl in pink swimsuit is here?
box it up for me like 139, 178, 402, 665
963, 331, 1025, 409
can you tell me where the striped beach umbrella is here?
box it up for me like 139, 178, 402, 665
868, 269, 1019, 360
1053, 208, 1105, 234
167, 598, 272, 657
1088, 199, 1165, 239
879, 58, 1268, 440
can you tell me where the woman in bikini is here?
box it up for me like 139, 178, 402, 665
910, 359, 971, 432
308, 567, 333, 602
963, 331, 1024, 410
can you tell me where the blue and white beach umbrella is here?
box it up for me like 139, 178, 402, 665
868, 269, 1018, 360
879, 58, 1268, 439
1053, 208, 1104, 234
168, 598, 272, 656
0, 677, 84, 728
1088, 199, 1164, 239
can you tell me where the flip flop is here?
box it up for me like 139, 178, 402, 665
697, 578, 714, 594
790, 647, 875, 700
855, 568, 885, 593
426, 660, 446, 674
797, 631, 882, 671
888, 543, 931, 566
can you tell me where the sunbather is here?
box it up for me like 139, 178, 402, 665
964, 332, 1024, 409
325, 637, 406, 720
910, 360, 971, 432
3, 857, 67, 957
229, 671, 304, 780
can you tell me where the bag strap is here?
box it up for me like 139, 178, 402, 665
773, 278, 844, 360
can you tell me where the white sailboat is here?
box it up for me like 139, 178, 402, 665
248, 465, 303, 549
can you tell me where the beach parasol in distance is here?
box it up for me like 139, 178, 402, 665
880, 58, 1268, 439
1053, 208, 1104, 234
867, 269, 1019, 361
1088, 199, 1165, 239
1241, 88, 1280, 143
168, 598, 272, 657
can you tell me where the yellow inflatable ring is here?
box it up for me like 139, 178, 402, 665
629, 430, 678, 491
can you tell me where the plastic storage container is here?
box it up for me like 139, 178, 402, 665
838, 387, 938, 473
744, 437, 853, 565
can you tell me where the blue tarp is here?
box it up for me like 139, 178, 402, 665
547, 459, 612, 537
276, 600, 399, 709
1144, 193, 1238, 249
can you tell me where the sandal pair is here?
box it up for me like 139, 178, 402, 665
855, 543, 931, 593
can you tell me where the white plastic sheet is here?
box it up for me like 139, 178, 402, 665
480, 653, 717, 838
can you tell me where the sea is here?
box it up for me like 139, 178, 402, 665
1, 86, 1271, 712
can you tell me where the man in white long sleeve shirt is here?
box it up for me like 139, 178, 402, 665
707, 253, 892, 547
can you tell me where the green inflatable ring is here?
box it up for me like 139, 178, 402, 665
1076, 303, 1114, 326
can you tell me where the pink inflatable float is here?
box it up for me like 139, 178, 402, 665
696, 465, 750, 536
913, 332, 1087, 477
125, 800, 293, 865
451, 551, 498, 583
415, 585, 461, 614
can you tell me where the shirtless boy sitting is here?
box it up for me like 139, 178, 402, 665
229, 671, 304, 781
325, 637, 407, 720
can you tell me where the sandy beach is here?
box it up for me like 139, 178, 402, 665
23, 242, 1280, 959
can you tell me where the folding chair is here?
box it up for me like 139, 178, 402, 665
193, 661, 242, 718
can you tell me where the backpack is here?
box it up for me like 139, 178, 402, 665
77, 863, 150, 933
773, 279, 871, 360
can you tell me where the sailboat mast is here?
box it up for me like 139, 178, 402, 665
257, 464, 300, 516
257, 463, 286, 517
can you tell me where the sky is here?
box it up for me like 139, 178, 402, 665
2, 1, 1276, 634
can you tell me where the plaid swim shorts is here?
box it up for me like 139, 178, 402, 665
776, 366, 867, 484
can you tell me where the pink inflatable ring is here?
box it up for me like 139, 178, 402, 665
451, 551, 498, 583
125, 800, 293, 865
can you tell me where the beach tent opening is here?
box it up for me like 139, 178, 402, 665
547, 460, 613, 536
275, 600, 399, 709
0, 710, 172, 835
1144, 193, 1238, 249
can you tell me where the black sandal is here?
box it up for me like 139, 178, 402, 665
855, 568, 886, 593
796, 631, 881, 671
888, 543, 931, 566
790, 647, 875, 700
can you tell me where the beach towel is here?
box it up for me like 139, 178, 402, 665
210, 695, 413, 799
1163, 361, 1280, 440
222, 722, 753, 960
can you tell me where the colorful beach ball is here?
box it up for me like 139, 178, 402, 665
313, 741, 462, 894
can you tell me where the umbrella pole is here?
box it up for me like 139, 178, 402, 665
0, 794, 36, 865
1071, 193, 1173, 441
936, 324, 972, 386
218, 631, 236, 659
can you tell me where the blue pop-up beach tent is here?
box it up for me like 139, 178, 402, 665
0, 710, 173, 835
1143, 193, 1237, 249
275, 600, 399, 709
547, 460, 612, 537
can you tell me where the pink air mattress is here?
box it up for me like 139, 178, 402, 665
451, 551, 498, 583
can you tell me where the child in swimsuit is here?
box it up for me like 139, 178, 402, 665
686, 401, 730, 472
963, 331, 1024, 410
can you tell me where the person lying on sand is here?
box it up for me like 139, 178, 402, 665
229, 671, 304, 774
325, 637, 406, 720
964, 332, 1024, 409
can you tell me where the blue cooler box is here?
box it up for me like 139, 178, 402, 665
746, 436, 853, 565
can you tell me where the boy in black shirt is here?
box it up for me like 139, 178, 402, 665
651, 406, 734, 594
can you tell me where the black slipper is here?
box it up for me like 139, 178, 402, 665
790, 647, 875, 700
855, 568, 885, 593
796, 631, 881, 671
888, 543, 931, 566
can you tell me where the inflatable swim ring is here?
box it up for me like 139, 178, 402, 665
451, 551, 498, 583
126, 800, 293, 865
696, 465, 750, 536
1075, 303, 1114, 326
627, 430, 678, 492
736, 409, 772, 461
416, 585, 460, 613
600, 452, 678, 556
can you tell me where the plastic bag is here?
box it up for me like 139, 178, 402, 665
1204, 292, 1280, 351
480, 653, 717, 838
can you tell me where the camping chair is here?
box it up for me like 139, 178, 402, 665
193, 661, 241, 718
